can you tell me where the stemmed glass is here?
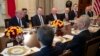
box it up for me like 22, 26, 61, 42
16, 35, 24, 45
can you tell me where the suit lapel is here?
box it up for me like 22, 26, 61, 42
36, 15, 43, 25
15, 17, 20, 26
51, 14, 54, 20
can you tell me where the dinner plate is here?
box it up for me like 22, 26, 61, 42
54, 36, 67, 43
71, 30, 80, 35
7, 46, 29, 55
63, 35, 73, 40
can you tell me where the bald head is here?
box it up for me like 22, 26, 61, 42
85, 5, 92, 12
51, 7, 58, 14
85, 6, 90, 12
16, 10, 24, 19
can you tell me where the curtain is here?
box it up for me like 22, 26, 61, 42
7, 0, 16, 18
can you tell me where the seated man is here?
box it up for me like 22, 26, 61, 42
22, 8, 29, 24
60, 8, 76, 21
71, 4, 78, 18
82, 6, 94, 17
9, 10, 28, 28
66, 15, 92, 56
31, 7, 48, 27
33, 26, 68, 56
46, 7, 62, 21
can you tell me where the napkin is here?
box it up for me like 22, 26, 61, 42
31, 47, 40, 52
0, 33, 4, 37
63, 35, 73, 40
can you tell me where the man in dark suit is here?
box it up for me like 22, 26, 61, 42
31, 7, 48, 27
9, 10, 28, 28
92, 29, 100, 37
66, 15, 91, 56
61, 8, 76, 20
46, 7, 62, 22
33, 15, 92, 56
82, 6, 94, 17
71, 4, 78, 17
22, 8, 29, 24
33, 26, 68, 56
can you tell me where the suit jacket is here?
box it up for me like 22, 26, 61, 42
46, 14, 63, 21
82, 11, 94, 17
66, 30, 91, 56
92, 29, 100, 37
87, 11, 94, 17
61, 11, 76, 20
31, 15, 48, 26
23, 14, 29, 23
9, 16, 28, 28
71, 10, 78, 18
32, 42, 68, 56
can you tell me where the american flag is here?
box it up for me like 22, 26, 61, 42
93, 0, 100, 15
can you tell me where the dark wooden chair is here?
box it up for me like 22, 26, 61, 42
84, 36, 100, 56
4, 19, 11, 28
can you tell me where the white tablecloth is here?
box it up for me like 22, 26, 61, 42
0, 32, 4, 38
1, 46, 40, 56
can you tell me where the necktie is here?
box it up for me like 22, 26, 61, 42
19, 19, 22, 27
65, 13, 68, 20
39, 16, 44, 26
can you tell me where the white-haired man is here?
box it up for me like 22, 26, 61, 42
66, 15, 92, 56
61, 7, 76, 21
46, 7, 62, 21
9, 10, 27, 28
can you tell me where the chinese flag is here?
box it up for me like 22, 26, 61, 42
7, 0, 16, 18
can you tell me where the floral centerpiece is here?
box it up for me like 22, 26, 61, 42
5, 26, 23, 45
5, 26, 23, 39
50, 20, 64, 28
50, 20, 64, 36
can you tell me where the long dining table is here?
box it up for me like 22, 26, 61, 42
0, 22, 74, 56
0, 21, 99, 56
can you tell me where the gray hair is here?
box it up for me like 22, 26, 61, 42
37, 26, 54, 46
79, 15, 91, 28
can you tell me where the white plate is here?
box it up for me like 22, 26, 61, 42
63, 35, 73, 40
7, 46, 30, 55
71, 30, 80, 35
53, 36, 67, 43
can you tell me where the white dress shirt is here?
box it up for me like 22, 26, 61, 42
53, 14, 57, 20
65, 13, 69, 19
38, 15, 44, 26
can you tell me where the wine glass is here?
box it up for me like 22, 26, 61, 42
16, 35, 23, 45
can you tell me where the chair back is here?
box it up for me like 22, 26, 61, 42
31, 17, 34, 27
4, 19, 11, 28
84, 36, 100, 56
